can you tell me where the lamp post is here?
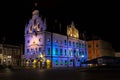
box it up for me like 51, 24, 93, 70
39, 53, 46, 68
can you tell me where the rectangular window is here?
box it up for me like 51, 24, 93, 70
64, 40, 66, 45
27, 49, 29, 53
64, 49, 66, 56
79, 51, 82, 56
82, 43, 84, 48
55, 48, 58, 55
39, 48, 41, 52
56, 60, 58, 65
60, 49, 62, 55
47, 38, 50, 42
60, 60, 63, 65
70, 60, 72, 65
48, 48, 50, 55
65, 60, 67, 65
76, 51, 79, 57
69, 50, 71, 56
79, 43, 81, 47
76, 43, 78, 47
73, 42, 75, 47
69, 41, 71, 46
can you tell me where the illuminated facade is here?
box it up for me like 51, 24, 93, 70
87, 39, 115, 60
0, 44, 23, 66
22, 10, 88, 68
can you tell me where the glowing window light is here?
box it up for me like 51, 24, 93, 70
60, 60, 63, 65
47, 48, 50, 55
40, 54, 43, 58
4, 60, 6, 62
65, 60, 67, 65
60, 49, 62, 55
55, 60, 58, 65
81, 55, 84, 57
33, 60, 36, 63
55, 48, 58, 55
7, 56, 11, 58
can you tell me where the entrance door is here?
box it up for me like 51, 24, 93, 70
46, 60, 51, 69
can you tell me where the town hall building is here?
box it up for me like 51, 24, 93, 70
22, 10, 88, 68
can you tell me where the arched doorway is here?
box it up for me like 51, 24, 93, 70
32, 59, 37, 68
46, 59, 51, 69
37, 60, 42, 68
26, 59, 30, 68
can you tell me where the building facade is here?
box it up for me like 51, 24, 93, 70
22, 10, 88, 68
115, 52, 120, 57
87, 39, 115, 60
0, 44, 23, 66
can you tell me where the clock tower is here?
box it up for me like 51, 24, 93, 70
23, 9, 47, 68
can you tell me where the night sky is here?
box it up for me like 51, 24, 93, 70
0, 0, 119, 51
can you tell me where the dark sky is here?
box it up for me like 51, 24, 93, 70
0, 0, 119, 51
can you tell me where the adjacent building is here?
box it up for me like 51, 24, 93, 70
87, 39, 115, 60
0, 44, 23, 66
22, 10, 88, 68
115, 52, 120, 57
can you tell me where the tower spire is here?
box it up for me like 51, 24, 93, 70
34, 0, 39, 10
35, 2, 38, 7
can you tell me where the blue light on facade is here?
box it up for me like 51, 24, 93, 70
22, 10, 88, 68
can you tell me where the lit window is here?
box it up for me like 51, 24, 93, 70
70, 60, 72, 65
47, 38, 50, 42
55, 48, 58, 55
73, 42, 74, 47
65, 60, 67, 65
60, 49, 62, 55
76, 51, 79, 57
76, 43, 79, 47
79, 43, 81, 47
69, 49, 72, 56
69, 41, 71, 46
56, 60, 58, 65
7, 56, 11, 58
64, 40, 66, 45
82, 43, 84, 47
64, 49, 66, 56
79, 51, 82, 55
48, 48, 50, 55
60, 60, 63, 65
